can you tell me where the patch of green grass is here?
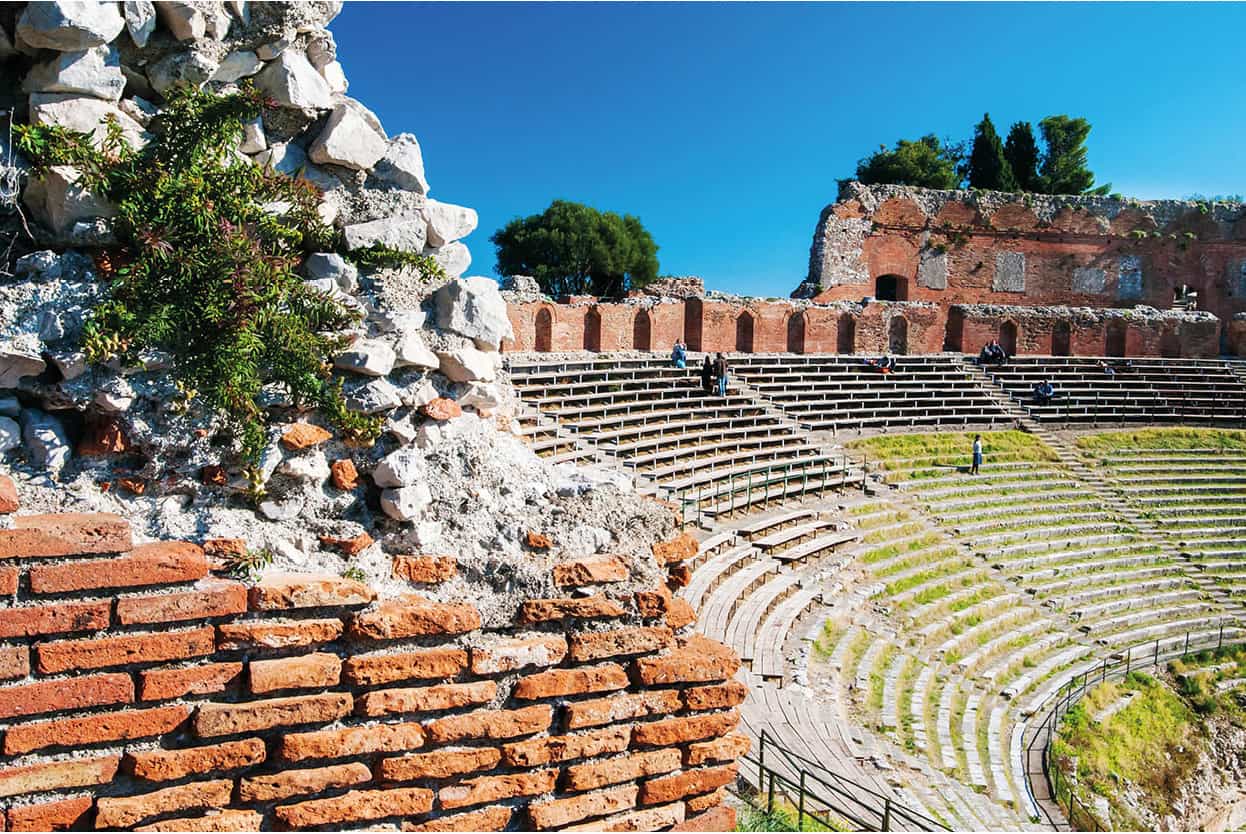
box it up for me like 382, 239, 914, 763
849, 430, 1059, 479
1078, 428, 1246, 456
736, 801, 838, 832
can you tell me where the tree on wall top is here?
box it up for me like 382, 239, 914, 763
492, 200, 659, 298
1004, 121, 1042, 192
1039, 115, 1111, 196
854, 135, 962, 190
965, 113, 1016, 191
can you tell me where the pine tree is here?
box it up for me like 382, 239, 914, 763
1004, 121, 1041, 192
965, 113, 1015, 191
1038, 115, 1110, 195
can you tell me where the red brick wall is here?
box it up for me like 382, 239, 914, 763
0, 511, 742, 832
950, 307, 1220, 358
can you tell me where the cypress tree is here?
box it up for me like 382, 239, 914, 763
966, 113, 1016, 191
1004, 121, 1042, 192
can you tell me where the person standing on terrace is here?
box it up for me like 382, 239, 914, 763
671, 340, 687, 368
714, 352, 729, 397
700, 355, 714, 395
971, 434, 983, 475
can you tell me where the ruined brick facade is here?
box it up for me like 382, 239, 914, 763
0, 512, 741, 832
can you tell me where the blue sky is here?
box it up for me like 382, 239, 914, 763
333, 2, 1246, 297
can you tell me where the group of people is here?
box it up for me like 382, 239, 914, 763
1032, 378, 1056, 404
863, 355, 897, 374
670, 341, 730, 396
977, 340, 1010, 366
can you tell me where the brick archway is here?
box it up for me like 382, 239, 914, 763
1052, 321, 1071, 356
875, 274, 909, 302
837, 314, 856, 354
534, 307, 553, 352
1000, 320, 1018, 357
888, 316, 908, 355
786, 312, 806, 354
584, 308, 602, 352
735, 312, 755, 353
633, 309, 652, 351
1106, 320, 1127, 357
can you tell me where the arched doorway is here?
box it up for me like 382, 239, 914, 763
1105, 320, 1127, 357
584, 308, 602, 352
944, 309, 965, 352
786, 312, 806, 354
633, 310, 652, 351
837, 314, 856, 354
875, 275, 909, 302
1160, 328, 1182, 358
1052, 321, 1071, 356
535, 307, 553, 352
888, 317, 908, 355
1000, 320, 1018, 357
735, 312, 755, 353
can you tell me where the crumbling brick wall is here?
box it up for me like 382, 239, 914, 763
0, 511, 742, 832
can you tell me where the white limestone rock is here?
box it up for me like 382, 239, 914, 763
373, 447, 423, 488
148, 48, 221, 95
334, 338, 396, 377
16, 1, 125, 52
342, 215, 427, 254
259, 496, 304, 521
211, 50, 262, 83
394, 331, 439, 370
255, 49, 332, 110
373, 310, 427, 334
402, 380, 439, 409
304, 253, 357, 292
93, 377, 135, 412
385, 414, 417, 445
0, 346, 45, 388
256, 29, 294, 60
344, 378, 402, 413
437, 345, 498, 383
29, 94, 146, 149
425, 242, 471, 280
308, 98, 387, 171
23, 165, 116, 237
306, 31, 336, 68
156, 1, 207, 41
49, 351, 86, 380
123, 0, 156, 47
119, 96, 158, 127
0, 417, 20, 454
371, 133, 428, 194
320, 61, 347, 94
458, 383, 503, 412
20, 410, 71, 476
254, 141, 307, 177
424, 200, 478, 248
239, 117, 266, 154
381, 483, 431, 522
433, 276, 514, 351
24, 45, 125, 100
278, 450, 330, 482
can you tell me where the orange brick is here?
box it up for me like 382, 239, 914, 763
194, 692, 351, 737
0, 672, 133, 720
667, 597, 696, 629
330, 458, 359, 490
319, 531, 373, 555
350, 595, 481, 640
684, 680, 748, 711
514, 663, 629, 700
0, 512, 130, 559
376, 747, 501, 781
0, 755, 119, 798
668, 564, 692, 587
634, 585, 671, 618
652, 532, 697, 564
281, 422, 332, 450
280, 720, 425, 762
29, 541, 205, 593
5, 704, 190, 755
140, 662, 242, 701
356, 681, 495, 717
553, 554, 629, 587
403, 805, 512, 832
250, 652, 342, 694
248, 572, 375, 609
420, 396, 462, 420
95, 778, 233, 829
136, 810, 264, 832
529, 784, 638, 829
632, 710, 740, 748
634, 636, 740, 685
439, 769, 556, 811
565, 690, 682, 729
36, 626, 214, 674
519, 594, 626, 623
470, 635, 567, 675
671, 804, 736, 831
0, 474, 18, 513
525, 530, 551, 549
343, 647, 467, 686
116, 580, 247, 625
216, 618, 342, 650
503, 726, 629, 767
128, 738, 266, 781
563, 749, 682, 791
0, 646, 27, 680
275, 787, 433, 827
0, 565, 17, 595
239, 762, 372, 802
640, 764, 737, 806
425, 705, 552, 744
564, 803, 684, 832
686, 787, 727, 813
686, 732, 750, 766
392, 555, 457, 584
0, 600, 110, 638
7, 796, 92, 831
569, 626, 673, 661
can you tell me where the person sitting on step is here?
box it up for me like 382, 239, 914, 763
670, 340, 687, 369
1033, 378, 1055, 405
864, 355, 896, 375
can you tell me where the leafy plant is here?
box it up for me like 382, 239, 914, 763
341, 566, 367, 582
223, 547, 274, 581
348, 242, 445, 277
15, 86, 382, 471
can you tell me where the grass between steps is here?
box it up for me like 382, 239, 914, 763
1077, 427, 1246, 457
736, 800, 839, 832
849, 430, 1059, 479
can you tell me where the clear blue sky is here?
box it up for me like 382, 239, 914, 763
332, 2, 1246, 297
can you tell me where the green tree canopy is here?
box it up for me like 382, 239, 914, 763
854, 135, 962, 190
1003, 121, 1042, 193
965, 113, 1015, 191
491, 200, 659, 298
1038, 115, 1110, 195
